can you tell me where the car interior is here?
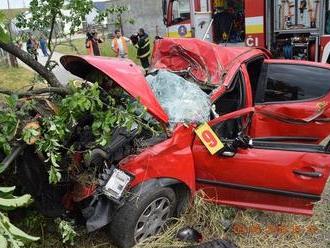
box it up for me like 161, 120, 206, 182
208, 57, 330, 154
212, 72, 245, 117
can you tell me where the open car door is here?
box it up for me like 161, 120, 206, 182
250, 60, 330, 143
192, 108, 330, 215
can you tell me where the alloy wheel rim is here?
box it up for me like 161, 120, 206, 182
134, 196, 171, 243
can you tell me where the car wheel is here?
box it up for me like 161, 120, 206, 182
109, 186, 177, 248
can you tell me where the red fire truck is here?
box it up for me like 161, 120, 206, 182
162, 0, 330, 62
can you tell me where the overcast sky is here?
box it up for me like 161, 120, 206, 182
0, 0, 107, 9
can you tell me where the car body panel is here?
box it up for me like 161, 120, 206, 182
119, 125, 196, 192
60, 55, 169, 123
193, 109, 330, 215
151, 38, 269, 87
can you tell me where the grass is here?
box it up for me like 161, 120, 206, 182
138, 181, 330, 248
12, 179, 329, 248
0, 65, 36, 91
0, 65, 47, 101
55, 38, 143, 65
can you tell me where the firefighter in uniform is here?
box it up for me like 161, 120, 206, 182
135, 28, 151, 71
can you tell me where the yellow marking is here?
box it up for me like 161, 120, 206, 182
195, 123, 224, 155
246, 24, 264, 34
166, 31, 192, 38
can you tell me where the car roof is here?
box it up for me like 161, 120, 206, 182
151, 38, 268, 87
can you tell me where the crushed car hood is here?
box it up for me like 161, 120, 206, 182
60, 55, 169, 123
151, 38, 259, 86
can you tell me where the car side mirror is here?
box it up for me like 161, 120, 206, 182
217, 133, 251, 158
233, 132, 251, 150
221, 151, 235, 157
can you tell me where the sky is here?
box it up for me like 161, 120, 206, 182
0, 0, 107, 9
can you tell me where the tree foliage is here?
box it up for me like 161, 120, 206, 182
96, 5, 134, 32
16, 0, 93, 37
1, 83, 156, 184
0, 11, 9, 43
0, 186, 39, 247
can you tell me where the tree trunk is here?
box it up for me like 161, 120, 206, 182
8, 53, 18, 68
0, 41, 63, 88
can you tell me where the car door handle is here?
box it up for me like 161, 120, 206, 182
293, 170, 323, 178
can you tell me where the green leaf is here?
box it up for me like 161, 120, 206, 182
0, 194, 32, 210
0, 234, 8, 248
0, 186, 16, 196
0, 11, 9, 43
6, 95, 18, 109
0, 213, 39, 242
48, 166, 61, 184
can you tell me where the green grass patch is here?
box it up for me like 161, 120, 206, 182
14, 180, 329, 248
138, 181, 330, 248
0, 65, 47, 102
0, 65, 36, 91
55, 38, 145, 65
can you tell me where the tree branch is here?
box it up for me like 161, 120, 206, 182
0, 87, 69, 97
48, 14, 57, 52
0, 41, 63, 88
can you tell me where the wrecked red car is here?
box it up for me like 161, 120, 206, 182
7, 38, 330, 247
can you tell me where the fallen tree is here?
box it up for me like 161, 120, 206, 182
0, 41, 63, 88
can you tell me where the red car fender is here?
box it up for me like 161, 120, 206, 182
119, 124, 197, 193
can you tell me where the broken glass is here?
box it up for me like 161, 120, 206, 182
146, 70, 210, 125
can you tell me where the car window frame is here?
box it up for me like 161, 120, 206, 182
255, 62, 330, 105
208, 107, 255, 141
211, 69, 247, 116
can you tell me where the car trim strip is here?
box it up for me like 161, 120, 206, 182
196, 178, 321, 201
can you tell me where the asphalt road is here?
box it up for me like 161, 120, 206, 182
18, 46, 81, 85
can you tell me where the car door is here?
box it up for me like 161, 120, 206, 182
192, 108, 330, 215
250, 60, 330, 143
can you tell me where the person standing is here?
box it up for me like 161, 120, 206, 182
111, 29, 130, 58
85, 30, 103, 56
26, 34, 39, 61
39, 34, 49, 57
135, 28, 151, 71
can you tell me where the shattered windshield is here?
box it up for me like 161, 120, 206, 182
146, 70, 211, 125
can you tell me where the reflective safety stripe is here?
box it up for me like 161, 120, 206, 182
138, 50, 151, 59
141, 40, 150, 49
245, 16, 264, 34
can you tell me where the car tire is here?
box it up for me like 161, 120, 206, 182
190, 239, 237, 248
109, 186, 177, 248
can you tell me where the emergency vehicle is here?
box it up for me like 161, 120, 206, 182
162, 0, 330, 63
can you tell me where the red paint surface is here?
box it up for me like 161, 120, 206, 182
151, 38, 266, 86
120, 124, 196, 192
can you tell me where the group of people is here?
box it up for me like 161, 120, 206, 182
85, 28, 151, 70
26, 33, 49, 61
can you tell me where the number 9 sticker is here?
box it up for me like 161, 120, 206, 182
195, 123, 224, 155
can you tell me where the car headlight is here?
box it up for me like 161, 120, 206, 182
102, 168, 132, 200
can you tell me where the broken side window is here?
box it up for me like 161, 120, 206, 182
212, 70, 246, 118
